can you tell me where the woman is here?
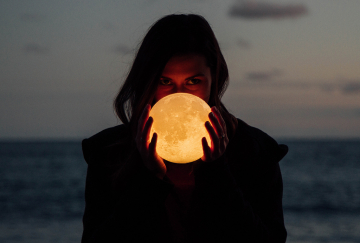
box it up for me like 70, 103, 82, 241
81, 14, 288, 243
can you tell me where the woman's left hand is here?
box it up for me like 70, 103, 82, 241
201, 107, 229, 162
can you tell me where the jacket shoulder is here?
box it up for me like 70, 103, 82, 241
232, 119, 288, 165
82, 124, 131, 165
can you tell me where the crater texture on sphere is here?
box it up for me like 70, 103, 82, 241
149, 93, 211, 163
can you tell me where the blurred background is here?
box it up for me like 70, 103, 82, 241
1, 0, 359, 242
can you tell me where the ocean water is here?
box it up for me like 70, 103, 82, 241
280, 140, 360, 243
0, 139, 359, 243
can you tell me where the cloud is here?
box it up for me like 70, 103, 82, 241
320, 79, 360, 95
246, 69, 282, 81
229, 1, 308, 19
230, 75, 360, 96
112, 44, 133, 55
101, 22, 118, 31
315, 79, 360, 95
236, 38, 251, 49
341, 81, 360, 94
23, 43, 49, 54
20, 13, 46, 22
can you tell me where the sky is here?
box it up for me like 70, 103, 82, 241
1, 0, 360, 139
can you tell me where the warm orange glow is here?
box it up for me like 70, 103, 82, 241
149, 93, 211, 163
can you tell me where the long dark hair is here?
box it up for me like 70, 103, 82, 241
114, 14, 236, 141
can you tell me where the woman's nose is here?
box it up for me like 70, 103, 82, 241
173, 82, 189, 93
173, 84, 186, 93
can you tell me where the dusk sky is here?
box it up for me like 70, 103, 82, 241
1, 0, 360, 139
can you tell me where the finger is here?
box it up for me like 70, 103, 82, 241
137, 104, 151, 139
142, 116, 153, 147
201, 137, 211, 162
148, 132, 157, 156
209, 111, 224, 138
211, 107, 227, 136
205, 121, 219, 151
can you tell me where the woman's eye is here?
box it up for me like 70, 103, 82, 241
188, 79, 201, 85
160, 79, 171, 85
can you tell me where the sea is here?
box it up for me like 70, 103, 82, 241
0, 139, 359, 243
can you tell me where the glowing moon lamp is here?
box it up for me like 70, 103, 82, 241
149, 93, 211, 164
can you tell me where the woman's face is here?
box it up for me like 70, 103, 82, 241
153, 54, 212, 104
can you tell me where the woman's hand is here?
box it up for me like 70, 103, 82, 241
201, 107, 229, 162
135, 104, 166, 179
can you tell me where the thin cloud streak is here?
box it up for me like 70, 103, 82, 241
341, 81, 360, 94
229, 1, 308, 19
20, 13, 46, 22
246, 69, 282, 81
112, 44, 133, 55
101, 22, 118, 31
237, 38, 251, 49
23, 43, 49, 54
231, 77, 360, 96
319, 80, 360, 95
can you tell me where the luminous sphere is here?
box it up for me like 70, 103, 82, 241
149, 93, 211, 164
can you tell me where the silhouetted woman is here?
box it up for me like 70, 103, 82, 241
81, 14, 288, 243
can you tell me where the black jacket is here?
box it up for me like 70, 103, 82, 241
81, 119, 288, 242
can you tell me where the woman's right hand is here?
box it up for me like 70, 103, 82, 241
135, 104, 166, 179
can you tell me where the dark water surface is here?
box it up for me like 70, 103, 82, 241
1, 139, 359, 242
280, 139, 360, 243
